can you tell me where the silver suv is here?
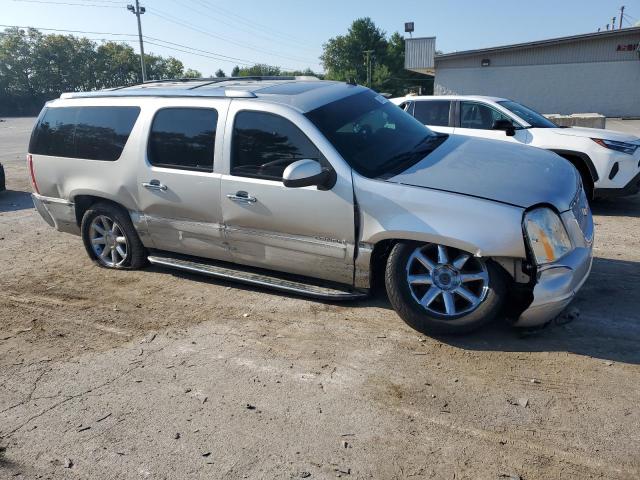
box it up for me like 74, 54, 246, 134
28, 78, 593, 335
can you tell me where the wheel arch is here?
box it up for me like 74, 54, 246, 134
548, 149, 598, 190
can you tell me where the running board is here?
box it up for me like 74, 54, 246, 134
147, 254, 368, 301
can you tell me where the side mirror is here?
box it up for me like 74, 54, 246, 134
282, 159, 334, 190
492, 119, 516, 137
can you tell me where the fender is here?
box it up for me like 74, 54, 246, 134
548, 149, 599, 183
353, 175, 528, 261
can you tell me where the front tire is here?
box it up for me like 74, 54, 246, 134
81, 202, 147, 270
385, 242, 505, 335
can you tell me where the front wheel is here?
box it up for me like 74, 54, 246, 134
385, 242, 506, 335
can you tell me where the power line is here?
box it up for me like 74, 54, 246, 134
11, 0, 123, 7
147, 8, 315, 65
0, 24, 286, 69
182, 0, 317, 51
190, 0, 311, 46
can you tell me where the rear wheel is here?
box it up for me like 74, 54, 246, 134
81, 202, 147, 269
385, 241, 506, 335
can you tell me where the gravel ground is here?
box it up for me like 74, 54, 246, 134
1, 117, 640, 479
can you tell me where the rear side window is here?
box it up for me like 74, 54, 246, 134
29, 106, 140, 161
148, 108, 217, 172
413, 101, 451, 127
231, 111, 324, 181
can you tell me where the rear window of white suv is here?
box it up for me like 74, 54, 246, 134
29, 106, 140, 161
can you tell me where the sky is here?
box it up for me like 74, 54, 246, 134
1, 0, 639, 76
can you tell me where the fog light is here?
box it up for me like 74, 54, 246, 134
609, 162, 619, 180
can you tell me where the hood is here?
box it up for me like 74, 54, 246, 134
551, 126, 639, 143
387, 135, 578, 211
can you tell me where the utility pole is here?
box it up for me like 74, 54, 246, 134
363, 50, 374, 88
612, 17, 617, 30
619, 5, 625, 29
127, 1, 147, 82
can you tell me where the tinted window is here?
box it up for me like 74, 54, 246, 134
460, 102, 513, 130
29, 106, 140, 161
413, 100, 451, 127
232, 111, 324, 181
148, 108, 217, 172
306, 90, 445, 178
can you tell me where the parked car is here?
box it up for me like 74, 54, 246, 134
391, 95, 640, 200
28, 78, 593, 335
0, 162, 5, 191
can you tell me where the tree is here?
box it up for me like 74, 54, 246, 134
215, 68, 226, 77
183, 68, 202, 78
320, 18, 432, 96
0, 27, 203, 115
237, 64, 281, 76
231, 65, 240, 77
321, 18, 387, 87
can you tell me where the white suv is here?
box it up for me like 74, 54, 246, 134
392, 95, 640, 200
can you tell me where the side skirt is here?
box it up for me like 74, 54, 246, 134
148, 252, 369, 301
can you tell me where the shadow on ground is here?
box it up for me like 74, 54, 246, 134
0, 190, 33, 213
150, 253, 640, 365
439, 257, 640, 365
592, 194, 640, 218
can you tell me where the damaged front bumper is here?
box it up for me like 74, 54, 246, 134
514, 246, 593, 327
514, 207, 594, 328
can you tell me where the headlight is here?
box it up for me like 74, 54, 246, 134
591, 138, 639, 155
524, 208, 572, 265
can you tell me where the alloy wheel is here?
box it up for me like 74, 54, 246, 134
89, 215, 129, 267
405, 243, 489, 318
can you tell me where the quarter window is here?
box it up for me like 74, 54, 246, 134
413, 100, 451, 127
29, 106, 140, 161
459, 102, 513, 130
231, 111, 324, 181
148, 108, 217, 172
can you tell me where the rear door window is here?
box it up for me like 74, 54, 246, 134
231, 111, 324, 181
413, 100, 451, 127
29, 106, 140, 161
147, 108, 218, 172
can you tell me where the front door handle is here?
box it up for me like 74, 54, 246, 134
142, 180, 168, 191
226, 191, 257, 204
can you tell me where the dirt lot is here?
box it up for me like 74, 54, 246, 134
1, 117, 639, 479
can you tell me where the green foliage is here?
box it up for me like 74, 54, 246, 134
0, 27, 200, 115
320, 18, 432, 96
231, 65, 240, 77
215, 68, 226, 78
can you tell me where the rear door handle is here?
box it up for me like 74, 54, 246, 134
142, 180, 168, 191
226, 191, 257, 204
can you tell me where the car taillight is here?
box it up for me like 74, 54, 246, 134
27, 154, 40, 194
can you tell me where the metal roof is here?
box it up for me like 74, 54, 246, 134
436, 26, 640, 60
58, 77, 366, 113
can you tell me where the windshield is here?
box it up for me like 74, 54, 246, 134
305, 90, 445, 178
498, 100, 557, 128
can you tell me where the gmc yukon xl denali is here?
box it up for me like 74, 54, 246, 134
28, 78, 593, 335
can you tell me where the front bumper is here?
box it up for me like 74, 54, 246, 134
32, 193, 80, 235
515, 246, 593, 327
515, 200, 594, 328
596, 170, 640, 198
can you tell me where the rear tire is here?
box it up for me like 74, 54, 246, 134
385, 241, 506, 335
81, 202, 147, 270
